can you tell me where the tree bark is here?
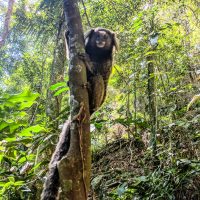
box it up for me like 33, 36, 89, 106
0, 0, 15, 48
147, 53, 157, 158
146, 2, 158, 163
58, 0, 91, 199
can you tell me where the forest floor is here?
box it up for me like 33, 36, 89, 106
90, 138, 149, 199
90, 122, 200, 200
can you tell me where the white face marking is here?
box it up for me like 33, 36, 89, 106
96, 41, 106, 48
98, 30, 106, 34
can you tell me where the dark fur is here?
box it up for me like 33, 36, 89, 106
85, 27, 118, 113
41, 121, 70, 200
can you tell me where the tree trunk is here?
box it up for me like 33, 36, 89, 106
58, 0, 91, 199
146, 2, 158, 162
0, 0, 15, 48
147, 53, 157, 158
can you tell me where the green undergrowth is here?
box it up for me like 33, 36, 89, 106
91, 114, 200, 200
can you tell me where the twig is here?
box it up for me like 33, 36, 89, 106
81, 0, 92, 27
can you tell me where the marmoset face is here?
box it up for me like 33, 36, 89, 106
92, 30, 113, 50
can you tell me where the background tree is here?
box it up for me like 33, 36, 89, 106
0, 0, 15, 48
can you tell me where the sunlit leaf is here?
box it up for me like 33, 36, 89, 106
19, 101, 36, 110
19, 125, 45, 136
7, 90, 39, 103
145, 50, 155, 57
0, 121, 8, 131
8, 177, 15, 183
5, 137, 17, 142
54, 87, 69, 96
9, 123, 21, 133
14, 181, 25, 186
0, 155, 3, 162
0, 182, 5, 187
49, 82, 67, 91
18, 156, 27, 163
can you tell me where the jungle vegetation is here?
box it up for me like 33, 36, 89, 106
0, 0, 199, 199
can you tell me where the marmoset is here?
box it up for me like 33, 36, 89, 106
41, 28, 118, 200
85, 27, 119, 113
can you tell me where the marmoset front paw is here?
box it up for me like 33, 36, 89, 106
78, 53, 94, 74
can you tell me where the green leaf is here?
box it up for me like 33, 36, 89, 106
19, 101, 36, 110
19, 125, 45, 136
17, 111, 27, 117
145, 51, 156, 56
7, 90, 39, 104
5, 137, 17, 142
14, 181, 25, 186
8, 177, 15, 183
29, 125, 45, 133
94, 122, 104, 130
0, 155, 3, 162
170, 87, 177, 91
49, 82, 67, 91
54, 87, 69, 96
0, 182, 5, 187
30, 162, 41, 172
4, 182, 13, 188
18, 157, 27, 163
0, 121, 8, 131
19, 131, 33, 137
9, 123, 21, 133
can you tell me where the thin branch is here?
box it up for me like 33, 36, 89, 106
81, 0, 92, 27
